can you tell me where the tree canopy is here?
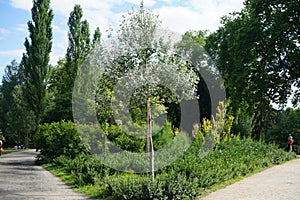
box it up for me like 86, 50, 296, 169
205, 0, 300, 138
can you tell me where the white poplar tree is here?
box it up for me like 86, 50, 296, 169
110, 1, 198, 180
73, 1, 199, 181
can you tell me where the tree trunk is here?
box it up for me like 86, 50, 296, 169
147, 98, 154, 181
25, 131, 29, 149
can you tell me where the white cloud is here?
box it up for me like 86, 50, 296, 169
9, 0, 156, 27
160, 0, 174, 3
51, 1, 118, 34
9, 0, 245, 33
50, 52, 65, 66
124, 0, 156, 7
16, 24, 27, 32
0, 28, 10, 40
10, 0, 32, 11
155, 6, 213, 33
155, 0, 244, 33
188, 0, 244, 20
51, 0, 95, 17
0, 28, 9, 34
50, 1, 118, 61
0, 49, 25, 57
8, 0, 245, 67
188, 0, 244, 12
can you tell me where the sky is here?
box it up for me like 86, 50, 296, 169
0, 0, 245, 78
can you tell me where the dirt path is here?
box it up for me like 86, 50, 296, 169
200, 157, 300, 200
0, 150, 90, 200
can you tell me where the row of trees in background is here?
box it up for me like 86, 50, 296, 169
0, 0, 53, 147
0, 0, 299, 153
205, 0, 300, 140
0, 1, 101, 147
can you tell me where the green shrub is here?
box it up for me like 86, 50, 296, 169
106, 124, 146, 153
105, 138, 284, 200
153, 121, 175, 151
165, 136, 296, 193
43, 121, 297, 199
53, 154, 116, 186
34, 121, 86, 163
105, 121, 177, 153
107, 175, 166, 200
106, 172, 199, 200
162, 172, 199, 199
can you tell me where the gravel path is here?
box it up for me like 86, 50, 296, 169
200, 157, 300, 200
0, 150, 90, 200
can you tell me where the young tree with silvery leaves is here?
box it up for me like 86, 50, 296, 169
96, 1, 199, 181
72, 1, 199, 180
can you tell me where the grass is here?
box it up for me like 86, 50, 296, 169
77, 185, 114, 200
42, 163, 77, 187
42, 163, 107, 199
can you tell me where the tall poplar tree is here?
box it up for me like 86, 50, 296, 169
66, 5, 91, 92
57, 4, 91, 121
21, 0, 53, 133
45, 5, 101, 122
92, 27, 101, 46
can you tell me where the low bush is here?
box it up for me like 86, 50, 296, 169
53, 154, 115, 187
40, 119, 297, 199
107, 175, 165, 200
106, 172, 199, 200
94, 137, 296, 199
105, 121, 176, 153
34, 121, 86, 163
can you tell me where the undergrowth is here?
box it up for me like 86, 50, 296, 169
44, 137, 296, 199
